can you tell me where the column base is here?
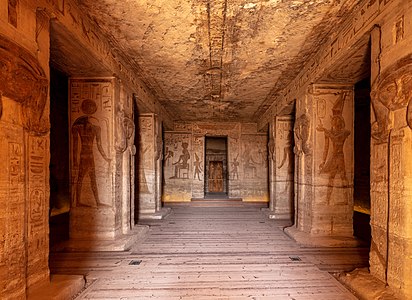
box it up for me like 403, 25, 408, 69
28, 275, 85, 300
52, 225, 149, 252
284, 226, 365, 247
336, 268, 400, 300
139, 207, 172, 220
261, 208, 293, 221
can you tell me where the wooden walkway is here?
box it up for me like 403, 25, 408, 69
50, 206, 368, 299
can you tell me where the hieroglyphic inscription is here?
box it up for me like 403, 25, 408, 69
6, 140, 25, 286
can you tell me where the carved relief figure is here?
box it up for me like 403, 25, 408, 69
164, 147, 174, 166
231, 154, 240, 180
170, 142, 190, 179
316, 92, 351, 203
294, 112, 311, 155
0, 35, 49, 135
278, 130, 294, 194
193, 153, 203, 181
208, 161, 224, 192
371, 59, 412, 141
115, 105, 134, 153
72, 99, 111, 207
243, 142, 258, 178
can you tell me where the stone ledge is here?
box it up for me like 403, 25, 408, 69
28, 275, 85, 300
335, 268, 400, 300
52, 225, 149, 252
138, 207, 172, 220
284, 226, 365, 248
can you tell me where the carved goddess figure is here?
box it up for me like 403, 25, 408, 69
170, 142, 190, 179
72, 99, 111, 207
316, 93, 350, 203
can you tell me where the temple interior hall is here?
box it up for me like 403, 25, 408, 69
1, 0, 412, 299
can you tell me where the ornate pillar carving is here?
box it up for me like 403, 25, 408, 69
369, 54, 412, 298
290, 84, 354, 237
0, 35, 50, 297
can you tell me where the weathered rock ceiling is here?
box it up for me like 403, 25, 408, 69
78, 0, 360, 122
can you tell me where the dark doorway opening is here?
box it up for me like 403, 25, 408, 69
353, 78, 371, 246
204, 137, 228, 199
49, 67, 70, 248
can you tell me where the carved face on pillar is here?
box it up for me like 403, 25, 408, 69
371, 57, 412, 141
0, 36, 49, 134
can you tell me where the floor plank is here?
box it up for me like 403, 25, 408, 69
50, 206, 368, 299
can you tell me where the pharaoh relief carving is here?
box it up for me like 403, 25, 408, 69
72, 99, 111, 207
0, 35, 49, 135
371, 56, 412, 142
316, 92, 351, 204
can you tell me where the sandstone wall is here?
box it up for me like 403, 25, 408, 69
163, 122, 268, 202
0, 1, 51, 298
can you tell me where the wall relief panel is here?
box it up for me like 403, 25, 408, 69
70, 79, 113, 208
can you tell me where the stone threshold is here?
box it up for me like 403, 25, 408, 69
51, 225, 149, 252
28, 274, 85, 300
284, 226, 366, 248
138, 207, 172, 220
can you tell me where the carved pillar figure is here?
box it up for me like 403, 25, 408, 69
115, 86, 135, 234
0, 35, 50, 297
293, 84, 354, 236
369, 55, 412, 298
138, 114, 157, 215
268, 116, 294, 220
69, 78, 120, 239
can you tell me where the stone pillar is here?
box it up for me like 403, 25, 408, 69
267, 116, 294, 220
154, 115, 163, 211
138, 114, 156, 214
0, 35, 50, 298
69, 78, 120, 240
369, 54, 412, 298
289, 84, 354, 239
138, 114, 170, 219
115, 85, 135, 234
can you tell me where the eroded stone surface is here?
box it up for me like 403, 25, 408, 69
77, 0, 359, 122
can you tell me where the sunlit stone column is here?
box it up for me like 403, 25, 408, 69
289, 84, 354, 238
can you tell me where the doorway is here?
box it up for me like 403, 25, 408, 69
49, 67, 70, 248
204, 137, 228, 198
353, 78, 371, 246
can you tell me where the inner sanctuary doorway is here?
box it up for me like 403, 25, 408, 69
205, 137, 228, 198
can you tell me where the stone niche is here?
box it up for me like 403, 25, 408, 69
0, 35, 50, 298
163, 122, 268, 202
294, 84, 354, 236
69, 77, 135, 240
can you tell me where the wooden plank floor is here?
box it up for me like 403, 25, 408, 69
50, 206, 368, 299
